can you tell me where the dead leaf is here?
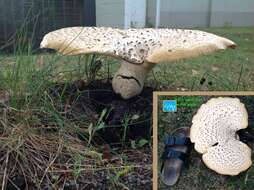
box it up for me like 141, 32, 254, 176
102, 144, 111, 160
212, 66, 219, 71
192, 69, 198, 76
176, 87, 188, 91
0, 90, 10, 104
131, 114, 140, 120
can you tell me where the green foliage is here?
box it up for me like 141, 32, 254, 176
131, 138, 149, 149
147, 27, 254, 91
88, 108, 110, 145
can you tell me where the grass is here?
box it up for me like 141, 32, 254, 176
157, 95, 254, 190
148, 27, 254, 91
0, 26, 253, 189
0, 52, 152, 189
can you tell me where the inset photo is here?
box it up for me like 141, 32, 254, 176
153, 92, 254, 190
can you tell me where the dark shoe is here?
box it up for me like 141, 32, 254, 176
160, 127, 192, 186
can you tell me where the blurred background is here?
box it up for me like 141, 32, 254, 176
0, 0, 253, 51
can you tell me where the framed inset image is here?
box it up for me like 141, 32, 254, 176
153, 92, 254, 190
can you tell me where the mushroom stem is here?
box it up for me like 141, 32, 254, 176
112, 60, 154, 99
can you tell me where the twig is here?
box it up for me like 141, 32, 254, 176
151, 70, 159, 89
48, 164, 151, 173
38, 139, 63, 187
190, 77, 197, 91
244, 170, 249, 185
2, 151, 10, 190
235, 63, 244, 90
5, 176, 20, 190
16, 159, 28, 190
117, 182, 129, 190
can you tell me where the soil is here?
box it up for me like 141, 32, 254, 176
48, 79, 154, 189
2, 79, 154, 190
49, 79, 154, 145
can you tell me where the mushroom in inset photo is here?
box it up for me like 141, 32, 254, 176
190, 97, 252, 175
40, 27, 236, 99
157, 95, 254, 189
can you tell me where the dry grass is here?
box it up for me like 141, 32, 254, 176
0, 104, 152, 189
0, 52, 152, 189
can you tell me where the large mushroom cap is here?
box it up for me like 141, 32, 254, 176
40, 27, 236, 64
190, 97, 252, 175
40, 27, 236, 99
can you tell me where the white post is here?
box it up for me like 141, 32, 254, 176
124, 0, 130, 29
207, 0, 212, 27
125, 0, 146, 28
155, 0, 161, 28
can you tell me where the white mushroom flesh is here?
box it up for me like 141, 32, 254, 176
112, 61, 154, 99
190, 97, 252, 175
202, 139, 252, 175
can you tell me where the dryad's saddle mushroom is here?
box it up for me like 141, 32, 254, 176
190, 97, 252, 175
40, 27, 236, 99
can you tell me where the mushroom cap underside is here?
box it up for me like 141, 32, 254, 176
40, 27, 236, 64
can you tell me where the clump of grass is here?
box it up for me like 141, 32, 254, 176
0, 3, 153, 189
0, 40, 151, 189
0, 55, 152, 189
0, 108, 108, 189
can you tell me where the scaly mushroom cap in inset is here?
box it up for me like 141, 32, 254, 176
40, 27, 236, 99
191, 97, 248, 153
190, 97, 252, 175
202, 139, 252, 175
40, 27, 236, 64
